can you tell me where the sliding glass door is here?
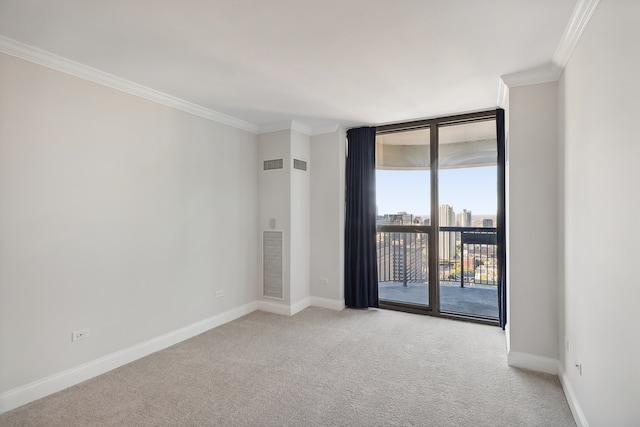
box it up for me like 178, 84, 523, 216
375, 110, 503, 324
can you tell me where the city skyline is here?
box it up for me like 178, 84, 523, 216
376, 166, 497, 216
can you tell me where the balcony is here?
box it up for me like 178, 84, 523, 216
377, 227, 498, 319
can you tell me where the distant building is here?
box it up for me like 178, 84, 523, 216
483, 218, 494, 227
439, 204, 456, 259
456, 209, 472, 227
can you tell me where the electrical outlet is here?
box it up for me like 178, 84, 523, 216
72, 329, 90, 342
215, 290, 225, 298
320, 277, 329, 284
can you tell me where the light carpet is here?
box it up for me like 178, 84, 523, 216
0, 307, 575, 426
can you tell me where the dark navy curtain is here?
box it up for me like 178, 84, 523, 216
345, 127, 379, 308
496, 109, 507, 329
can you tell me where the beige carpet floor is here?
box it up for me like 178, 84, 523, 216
0, 307, 575, 426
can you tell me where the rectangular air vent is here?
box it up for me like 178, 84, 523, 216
293, 159, 307, 171
263, 230, 283, 299
263, 158, 284, 171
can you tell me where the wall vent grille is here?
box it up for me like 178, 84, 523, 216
263, 231, 284, 299
263, 158, 284, 171
293, 159, 307, 171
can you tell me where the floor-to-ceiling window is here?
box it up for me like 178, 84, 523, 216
375, 110, 504, 324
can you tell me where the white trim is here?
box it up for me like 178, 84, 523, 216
497, 78, 509, 108
290, 120, 313, 136
0, 302, 257, 414
290, 297, 311, 315
507, 351, 560, 375
500, 62, 562, 88
0, 36, 259, 134
310, 296, 345, 311
500, 0, 600, 89
554, 0, 601, 70
259, 120, 313, 136
257, 299, 294, 316
259, 121, 340, 136
256, 297, 311, 316
259, 121, 300, 135
310, 124, 340, 136
559, 370, 590, 427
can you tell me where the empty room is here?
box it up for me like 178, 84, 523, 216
0, 0, 638, 426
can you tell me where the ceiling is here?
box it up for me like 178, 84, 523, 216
0, 0, 578, 133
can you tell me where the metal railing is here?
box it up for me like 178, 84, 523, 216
439, 227, 497, 287
376, 226, 497, 287
376, 226, 429, 286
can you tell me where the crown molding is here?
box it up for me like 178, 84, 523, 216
496, 78, 508, 108
291, 120, 313, 136
500, 61, 562, 88
258, 121, 303, 135
310, 124, 340, 136
554, 0, 601, 69
498, 0, 600, 94
258, 120, 338, 136
0, 36, 260, 134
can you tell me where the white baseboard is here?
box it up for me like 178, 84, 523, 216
310, 296, 345, 311
257, 299, 293, 315
290, 297, 311, 315
507, 350, 560, 375
559, 370, 590, 427
0, 301, 257, 414
257, 297, 311, 316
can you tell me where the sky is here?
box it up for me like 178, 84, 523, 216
376, 166, 497, 217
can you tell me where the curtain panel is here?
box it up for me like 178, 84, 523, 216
345, 127, 379, 308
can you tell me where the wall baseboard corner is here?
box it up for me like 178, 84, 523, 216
507, 350, 559, 375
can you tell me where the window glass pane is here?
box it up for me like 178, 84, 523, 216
438, 119, 498, 318
375, 128, 430, 224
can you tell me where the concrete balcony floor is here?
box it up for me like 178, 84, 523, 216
378, 281, 498, 319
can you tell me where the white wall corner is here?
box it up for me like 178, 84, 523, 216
497, 78, 509, 108
559, 370, 590, 427
507, 351, 560, 375
310, 124, 340, 136
501, 0, 600, 90
0, 302, 258, 415
257, 298, 311, 316
310, 296, 345, 311
501, 62, 562, 88
259, 121, 310, 136
259, 120, 339, 137
290, 297, 312, 316
257, 299, 293, 316
553, 0, 601, 69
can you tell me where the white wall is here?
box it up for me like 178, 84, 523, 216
290, 130, 311, 306
559, 0, 640, 424
310, 129, 346, 307
257, 129, 312, 311
257, 130, 292, 304
507, 81, 559, 366
0, 53, 258, 395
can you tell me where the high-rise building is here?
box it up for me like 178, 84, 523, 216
456, 209, 472, 227
439, 204, 456, 260
483, 218, 494, 227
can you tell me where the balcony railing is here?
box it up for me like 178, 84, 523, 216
439, 227, 497, 287
376, 226, 497, 288
376, 226, 429, 286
